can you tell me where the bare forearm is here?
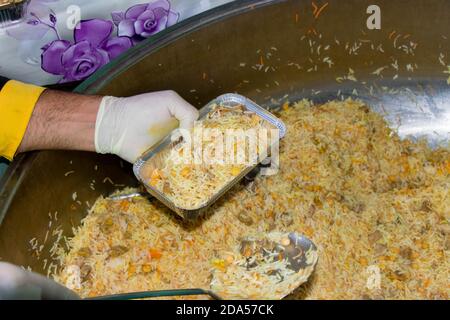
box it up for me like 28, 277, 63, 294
17, 90, 102, 153
12, 89, 199, 163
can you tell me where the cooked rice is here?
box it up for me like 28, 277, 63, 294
145, 104, 273, 210
54, 99, 450, 299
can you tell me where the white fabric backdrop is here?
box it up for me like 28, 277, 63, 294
0, 0, 233, 85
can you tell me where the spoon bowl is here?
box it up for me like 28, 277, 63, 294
210, 232, 318, 300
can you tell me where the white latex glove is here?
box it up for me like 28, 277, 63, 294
0, 262, 79, 300
95, 90, 199, 163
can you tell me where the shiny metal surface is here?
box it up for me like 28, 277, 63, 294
107, 192, 147, 201
134, 93, 286, 218
0, 0, 448, 284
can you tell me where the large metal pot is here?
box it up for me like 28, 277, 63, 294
0, 0, 449, 278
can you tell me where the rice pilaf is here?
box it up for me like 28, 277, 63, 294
54, 99, 450, 299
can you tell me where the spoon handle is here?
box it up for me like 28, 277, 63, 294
107, 192, 148, 201
86, 288, 221, 300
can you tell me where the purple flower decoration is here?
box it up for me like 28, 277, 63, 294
114, 0, 179, 44
9, 0, 179, 82
41, 19, 132, 82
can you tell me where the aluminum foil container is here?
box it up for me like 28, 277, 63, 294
133, 93, 287, 219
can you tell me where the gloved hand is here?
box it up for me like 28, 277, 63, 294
0, 262, 79, 300
95, 90, 199, 163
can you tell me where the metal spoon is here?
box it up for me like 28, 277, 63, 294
107, 192, 149, 201
210, 232, 318, 300
89, 232, 317, 300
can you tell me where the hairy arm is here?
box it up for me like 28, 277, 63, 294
17, 90, 102, 154
12, 88, 198, 163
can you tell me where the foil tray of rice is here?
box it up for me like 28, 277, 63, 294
53, 98, 450, 300
133, 93, 286, 219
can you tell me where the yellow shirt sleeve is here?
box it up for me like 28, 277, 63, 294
0, 80, 46, 161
